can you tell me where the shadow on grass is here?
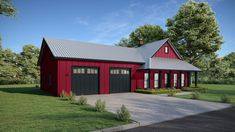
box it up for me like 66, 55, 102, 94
0, 87, 51, 96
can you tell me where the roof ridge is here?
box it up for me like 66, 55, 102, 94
44, 37, 137, 50
137, 38, 169, 48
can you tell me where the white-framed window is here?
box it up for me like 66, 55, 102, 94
181, 73, 185, 87
164, 73, 168, 87
164, 46, 169, 53
154, 73, 159, 88
174, 73, 177, 87
144, 73, 149, 89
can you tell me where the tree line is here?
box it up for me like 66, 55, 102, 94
0, 37, 40, 84
0, 0, 234, 84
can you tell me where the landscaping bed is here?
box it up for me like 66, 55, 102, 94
0, 84, 126, 132
135, 88, 181, 95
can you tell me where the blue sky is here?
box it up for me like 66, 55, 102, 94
0, 0, 234, 57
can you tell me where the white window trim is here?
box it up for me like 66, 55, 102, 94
174, 73, 177, 87
181, 73, 185, 87
144, 73, 149, 89
154, 73, 159, 88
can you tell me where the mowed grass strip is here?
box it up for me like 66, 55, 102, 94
177, 84, 235, 104
0, 84, 126, 132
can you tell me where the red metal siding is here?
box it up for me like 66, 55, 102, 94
40, 44, 58, 96
57, 59, 141, 96
153, 42, 180, 59
136, 70, 189, 89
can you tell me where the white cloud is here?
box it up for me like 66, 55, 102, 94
74, 17, 89, 26
89, 0, 182, 44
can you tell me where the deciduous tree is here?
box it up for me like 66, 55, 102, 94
166, 0, 223, 64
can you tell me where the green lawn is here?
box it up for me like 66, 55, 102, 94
177, 84, 235, 104
0, 84, 126, 132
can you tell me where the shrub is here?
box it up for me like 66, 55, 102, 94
191, 92, 199, 99
68, 91, 75, 101
77, 95, 87, 105
167, 90, 175, 97
221, 94, 231, 103
60, 90, 66, 98
135, 88, 181, 95
116, 104, 131, 122
95, 99, 106, 112
35, 85, 39, 88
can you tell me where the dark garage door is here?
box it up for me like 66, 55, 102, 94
72, 67, 99, 95
110, 68, 130, 93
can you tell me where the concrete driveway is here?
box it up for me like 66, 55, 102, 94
83, 93, 231, 125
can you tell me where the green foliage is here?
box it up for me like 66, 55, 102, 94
60, 90, 66, 98
198, 53, 235, 84
116, 104, 131, 122
135, 88, 181, 95
0, 0, 16, 16
117, 24, 167, 47
95, 99, 106, 112
182, 87, 208, 93
167, 90, 176, 97
0, 43, 40, 84
166, 0, 223, 64
68, 91, 75, 101
191, 92, 200, 99
221, 94, 231, 103
77, 95, 88, 105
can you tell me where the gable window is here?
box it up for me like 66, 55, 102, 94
164, 46, 169, 53
144, 72, 149, 89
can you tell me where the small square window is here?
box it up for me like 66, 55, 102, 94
165, 46, 169, 53
81, 68, 85, 74
94, 69, 98, 74
73, 69, 77, 74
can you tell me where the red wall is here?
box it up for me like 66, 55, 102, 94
40, 40, 191, 96
136, 70, 189, 89
57, 59, 141, 96
153, 42, 180, 59
40, 44, 58, 96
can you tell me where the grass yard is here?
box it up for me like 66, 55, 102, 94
177, 84, 235, 104
0, 84, 126, 132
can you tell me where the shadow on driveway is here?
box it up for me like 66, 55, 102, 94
123, 106, 235, 132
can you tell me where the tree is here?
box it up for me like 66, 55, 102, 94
19, 44, 40, 84
117, 24, 167, 47
0, 36, 2, 50
0, 48, 22, 84
166, 0, 223, 64
0, 0, 16, 16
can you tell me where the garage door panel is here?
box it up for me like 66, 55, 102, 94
110, 68, 130, 93
72, 67, 99, 95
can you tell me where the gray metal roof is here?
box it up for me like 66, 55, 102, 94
137, 38, 183, 61
141, 57, 201, 71
41, 38, 200, 71
44, 38, 145, 63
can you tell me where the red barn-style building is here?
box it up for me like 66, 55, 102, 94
38, 38, 201, 96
